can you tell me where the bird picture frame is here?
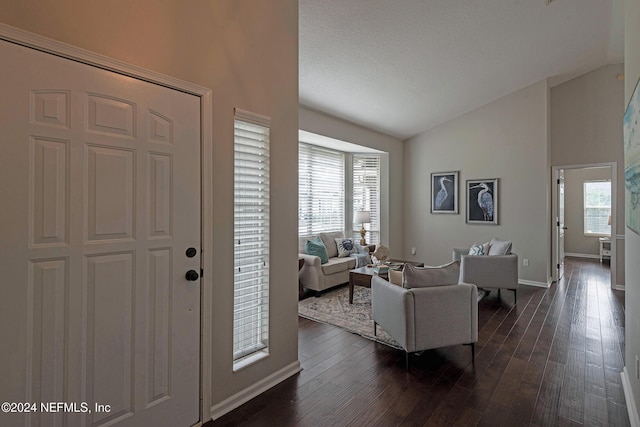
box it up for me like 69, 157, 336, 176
431, 171, 459, 214
466, 178, 499, 225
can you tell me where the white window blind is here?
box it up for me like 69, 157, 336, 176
583, 180, 611, 236
233, 110, 270, 365
298, 143, 345, 236
352, 155, 380, 245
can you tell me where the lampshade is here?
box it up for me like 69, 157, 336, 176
354, 210, 371, 224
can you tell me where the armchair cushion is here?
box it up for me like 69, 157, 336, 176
402, 261, 460, 289
305, 236, 329, 264
488, 238, 512, 255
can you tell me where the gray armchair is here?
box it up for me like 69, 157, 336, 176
371, 272, 478, 369
453, 248, 519, 302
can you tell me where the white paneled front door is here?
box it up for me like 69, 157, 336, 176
0, 40, 201, 427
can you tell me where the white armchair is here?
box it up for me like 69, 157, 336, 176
371, 263, 478, 369
452, 247, 519, 303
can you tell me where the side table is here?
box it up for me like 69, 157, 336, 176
599, 237, 611, 263
348, 259, 424, 303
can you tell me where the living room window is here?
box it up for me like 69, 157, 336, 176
298, 143, 345, 235
583, 180, 611, 236
352, 154, 380, 244
233, 109, 270, 368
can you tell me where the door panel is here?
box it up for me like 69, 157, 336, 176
0, 40, 200, 427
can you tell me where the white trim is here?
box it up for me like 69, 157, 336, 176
234, 107, 271, 127
210, 361, 302, 421
564, 252, 601, 260
519, 279, 551, 288
622, 368, 640, 427
200, 91, 214, 423
551, 163, 617, 290
0, 23, 215, 424
0, 23, 208, 97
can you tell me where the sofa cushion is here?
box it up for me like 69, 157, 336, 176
402, 261, 460, 289
335, 238, 357, 257
320, 257, 356, 275
305, 236, 329, 264
319, 231, 343, 258
488, 238, 512, 255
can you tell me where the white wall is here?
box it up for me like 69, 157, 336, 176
563, 167, 612, 257
299, 107, 405, 258
403, 80, 550, 285
0, 0, 299, 420
624, 0, 640, 420
550, 63, 625, 285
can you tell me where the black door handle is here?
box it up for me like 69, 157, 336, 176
185, 270, 199, 281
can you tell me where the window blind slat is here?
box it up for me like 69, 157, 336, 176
298, 143, 345, 236
353, 154, 381, 244
233, 117, 270, 365
583, 181, 611, 236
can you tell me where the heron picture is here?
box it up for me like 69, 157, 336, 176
431, 171, 458, 214
466, 178, 498, 224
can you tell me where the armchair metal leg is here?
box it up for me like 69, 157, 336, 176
464, 343, 475, 363
373, 321, 377, 336
512, 289, 517, 304
405, 351, 409, 371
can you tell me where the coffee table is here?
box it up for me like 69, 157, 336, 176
349, 259, 424, 304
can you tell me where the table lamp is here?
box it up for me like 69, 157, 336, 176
354, 210, 371, 246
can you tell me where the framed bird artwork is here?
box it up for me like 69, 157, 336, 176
466, 178, 499, 225
431, 171, 459, 214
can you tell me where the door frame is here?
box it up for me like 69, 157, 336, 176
0, 23, 214, 425
551, 162, 618, 289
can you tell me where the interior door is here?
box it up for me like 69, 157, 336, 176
557, 170, 566, 280
0, 40, 200, 427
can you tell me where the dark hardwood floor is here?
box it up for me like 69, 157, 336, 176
210, 258, 628, 426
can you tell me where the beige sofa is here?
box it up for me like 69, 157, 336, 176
298, 231, 357, 293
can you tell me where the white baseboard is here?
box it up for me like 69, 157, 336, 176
519, 279, 551, 288
621, 367, 640, 427
564, 252, 600, 260
209, 360, 302, 421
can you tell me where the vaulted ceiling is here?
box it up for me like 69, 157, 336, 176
299, 0, 624, 140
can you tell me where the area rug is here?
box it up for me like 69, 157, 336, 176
298, 285, 402, 349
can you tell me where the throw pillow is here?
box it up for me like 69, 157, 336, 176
389, 269, 403, 286
335, 238, 357, 257
468, 242, 490, 256
305, 236, 329, 264
488, 238, 512, 255
354, 243, 372, 265
402, 261, 460, 289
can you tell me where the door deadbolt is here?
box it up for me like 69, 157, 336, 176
186, 247, 197, 258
